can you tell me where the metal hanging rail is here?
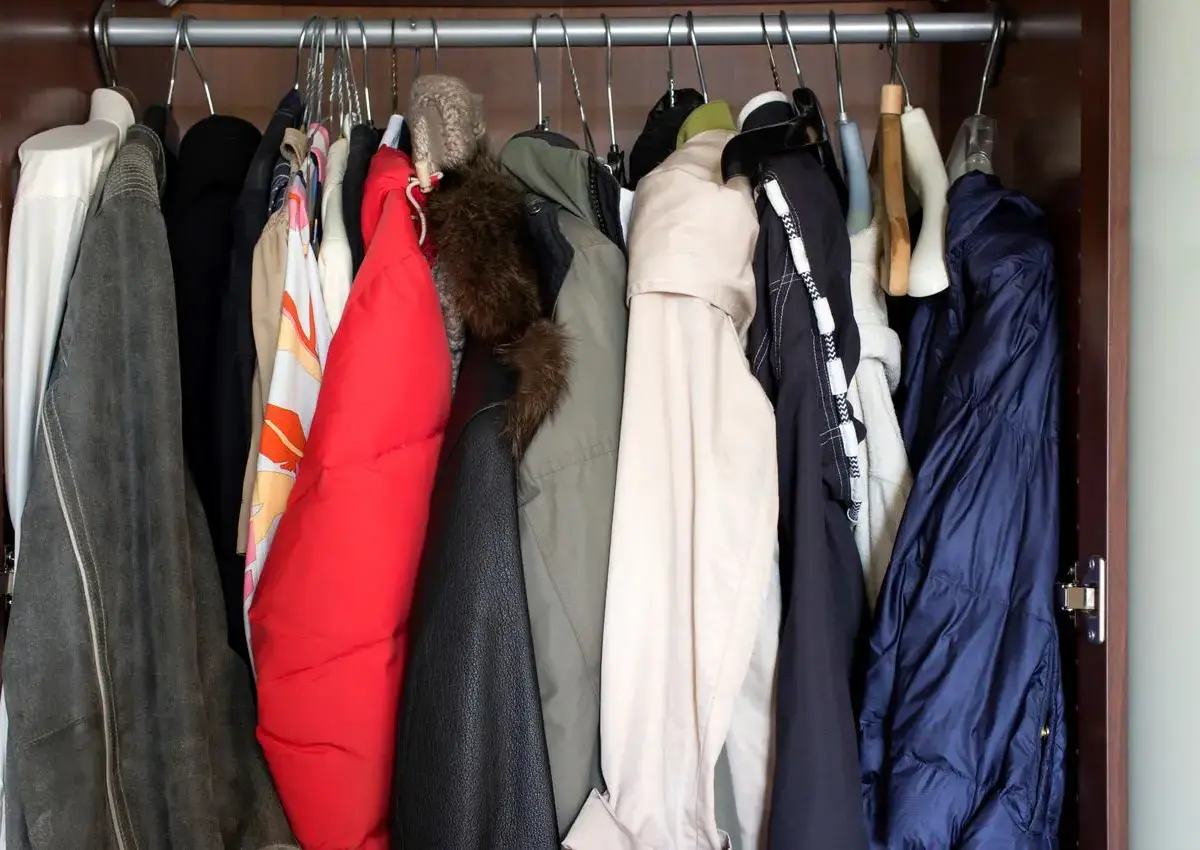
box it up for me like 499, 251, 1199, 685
99, 13, 1001, 49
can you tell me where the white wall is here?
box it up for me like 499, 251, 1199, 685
1129, 1, 1200, 847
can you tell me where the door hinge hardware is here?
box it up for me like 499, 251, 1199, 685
1056, 556, 1106, 645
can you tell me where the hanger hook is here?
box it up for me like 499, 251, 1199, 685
430, 18, 440, 72
531, 14, 547, 130
883, 8, 914, 108
827, 11, 847, 120
93, 0, 118, 88
411, 19, 421, 83
295, 16, 318, 93
602, 14, 617, 149
550, 15, 596, 157
686, 12, 707, 103
666, 13, 684, 108
171, 15, 215, 116
760, 14, 781, 93
976, 4, 1006, 115
354, 17, 371, 125
390, 19, 399, 113
779, 10, 804, 88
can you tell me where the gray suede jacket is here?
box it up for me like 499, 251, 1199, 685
2, 126, 295, 850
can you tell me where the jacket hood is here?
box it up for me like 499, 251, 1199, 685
849, 221, 902, 393
360, 146, 421, 252
500, 132, 598, 227
426, 145, 571, 454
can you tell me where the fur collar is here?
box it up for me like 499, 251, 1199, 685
425, 146, 571, 456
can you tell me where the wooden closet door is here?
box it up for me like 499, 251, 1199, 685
942, 0, 1130, 847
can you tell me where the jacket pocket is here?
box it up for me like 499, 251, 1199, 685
1001, 643, 1057, 834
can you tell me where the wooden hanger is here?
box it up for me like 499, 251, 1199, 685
877, 13, 911, 297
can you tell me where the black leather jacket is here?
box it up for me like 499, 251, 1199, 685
390, 340, 558, 850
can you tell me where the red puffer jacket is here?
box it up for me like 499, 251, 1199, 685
250, 147, 451, 849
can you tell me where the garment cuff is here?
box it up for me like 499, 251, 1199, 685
562, 789, 653, 850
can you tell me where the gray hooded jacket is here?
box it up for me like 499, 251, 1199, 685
500, 133, 628, 835
2, 126, 295, 850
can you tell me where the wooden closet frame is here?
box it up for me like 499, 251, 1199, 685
0, 0, 1130, 847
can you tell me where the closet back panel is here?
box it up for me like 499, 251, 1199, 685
148, 2, 941, 156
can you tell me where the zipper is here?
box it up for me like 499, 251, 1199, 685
587, 160, 613, 242
42, 409, 131, 850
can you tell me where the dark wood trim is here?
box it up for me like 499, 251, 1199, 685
1076, 0, 1129, 846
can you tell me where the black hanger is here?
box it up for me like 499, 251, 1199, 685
721, 12, 845, 197
780, 12, 848, 213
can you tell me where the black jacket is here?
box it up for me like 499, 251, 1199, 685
343, 123, 380, 276
391, 150, 568, 850
209, 90, 301, 663
164, 114, 260, 561
741, 99, 870, 850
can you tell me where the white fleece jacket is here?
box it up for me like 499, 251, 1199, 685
847, 222, 913, 610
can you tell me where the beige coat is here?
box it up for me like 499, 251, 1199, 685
564, 128, 778, 850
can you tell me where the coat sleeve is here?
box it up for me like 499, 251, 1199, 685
250, 248, 451, 850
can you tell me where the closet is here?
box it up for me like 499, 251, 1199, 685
0, 0, 1128, 847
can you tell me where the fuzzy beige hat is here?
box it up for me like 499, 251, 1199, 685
409, 74, 486, 190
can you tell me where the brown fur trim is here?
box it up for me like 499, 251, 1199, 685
426, 147, 571, 452
498, 319, 573, 456
425, 149, 541, 343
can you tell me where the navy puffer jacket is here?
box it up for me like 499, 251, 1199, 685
859, 172, 1066, 849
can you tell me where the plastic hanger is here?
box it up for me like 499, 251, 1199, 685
601, 14, 626, 184
780, 10, 849, 215
830, 11, 871, 235
876, 11, 911, 296
890, 11, 950, 297
719, 13, 826, 183
550, 13, 598, 157
947, 5, 1005, 182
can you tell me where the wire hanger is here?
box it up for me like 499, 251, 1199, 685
531, 14, 549, 131
686, 12, 708, 103
760, 13, 782, 93
167, 14, 215, 116
94, 0, 119, 88
666, 13, 685, 108
550, 14, 597, 157
354, 17, 372, 126
411, 19, 422, 83
828, 10, 871, 234
601, 14, 626, 184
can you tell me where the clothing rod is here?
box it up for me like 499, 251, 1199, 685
100, 13, 999, 49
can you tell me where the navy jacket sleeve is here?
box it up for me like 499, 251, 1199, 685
859, 174, 1066, 850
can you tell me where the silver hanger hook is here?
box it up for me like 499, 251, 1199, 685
531, 14, 547, 130
686, 12, 708, 103
602, 14, 617, 149
666, 13, 684, 108
94, 0, 119, 87
760, 14, 781, 93
390, 19, 399, 113
354, 17, 371, 125
295, 16, 320, 91
976, 4, 1005, 115
828, 11, 847, 120
550, 14, 597, 158
884, 8, 918, 108
780, 10, 804, 88
411, 19, 421, 83
169, 15, 215, 116
430, 18, 440, 72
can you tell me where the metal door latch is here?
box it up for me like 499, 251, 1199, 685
1056, 556, 1106, 645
